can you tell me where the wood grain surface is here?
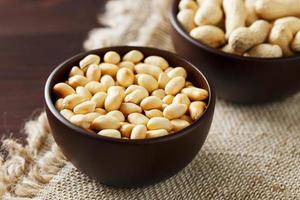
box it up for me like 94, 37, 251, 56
0, 0, 106, 139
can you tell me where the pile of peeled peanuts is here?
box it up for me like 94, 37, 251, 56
53, 50, 209, 139
177, 0, 300, 58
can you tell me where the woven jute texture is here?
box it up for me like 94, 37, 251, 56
1, 0, 300, 199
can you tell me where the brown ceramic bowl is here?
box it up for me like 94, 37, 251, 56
170, 0, 300, 104
44, 46, 215, 187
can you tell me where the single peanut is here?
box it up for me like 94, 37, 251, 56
171, 119, 190, 132
292, 31, 300, 52
163, 104, 187, 119
123, 50, 144, 63
118, 61, 135, 71
104, 88, 125, 111
125, 88, 148, 104
120, 122, 135, 138
144, 56, 169, 70
91, 115, 121, 130
190, 25, 226, 48
167, 67, 187, 79
128, 113, 149, 125
137, 74, 159, 93
120, 103, 142, 115
86, 64, 101, 81
162, 95, 175, 105
91, 92, 107, 108
76, 86, 92, 100
244, 44, 283, 58
147, 117, 173, 131
85, 112, 102, 123
85, 81, 106, 94
68, 75, 88, 88
146, 129, 169, 139
69, 66, 84, 77
73, 101, 96, 114
181, 87, 208, 101
116, 68, 134, 87
140, 96, 163, 110
99, 63, 119, 77
130, 125, 147, 139
189, 101, 206, 120
106, 110, 125, 122
180, 115, 193, 123
173, 93, 191, 107
95, 108, 107, 115
158, 72, 171, 89
151, 89, 166, 99
55, 98, 64, 111
98, 129, 121, 139
53, 83, 75, 98
60, 109, 74, 121
62, 94, 85, 110
79, 54, 100, 70
134, 63, 162, 79
165, 76, 185, 95
70, 114, 90, 129
104, 51, 121, 64
145, 109, 163, 118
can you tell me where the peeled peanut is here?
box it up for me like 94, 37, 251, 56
163, 104, 187, 119
181, 87, 208, 101
85, 81, 106, 94
123, 50, 144, 63
76, 86, 92, 100
125, 88, 148, 104
190, 25, 226, 48
120, 103, 142, 115
164, 67, 174, 74
60, 109, 74, 121
62, 94, 85, 110
98, 129, 121, 139
151, 89, 166, 99
167, 67, 187, 79
165, 77, 185, 95
144, 56, 169, 70
173, 93, 191, 107
100, 75, 115, 90
91, 92, 107, 108
55, 98, 64, 111
185, 81, 193, 87
171, 119, 190, 132
137, 74, 158, 92
189, 101, 206, 120
95, 108, 107, 115
140, 96, 163, 110
116, 68, 134, 87
120, 123, 135, 138
158, 72, 171, 89
134, 63, 162, 79
145, 109, 163, 118
125, 85, 147, 95
79, 54, 100, 70
118, 61, 135, 71
147, 117, 173, 131
73, 101, 96, 114
68, 75, 88, 88
85, 112, 102, 123
69, 66, 84, 77
146, 129, 169, 139
106, 110, 125, 122
86, 64, 101, 81
177, 9, 196, 32
53, 83, 75, 97
99, 63, 119, 77
104, 51, 121, 64
104, 89, 125, 111
180, 115, 193, 123
130, 125, 147, 139
91, 115, 121, 130
70, 114, 90, 129
162, 95, 174, 105
292, 31, 300, 52
107, 86, 125, 94
178, 0, 198, 11
128, 113, 149, 125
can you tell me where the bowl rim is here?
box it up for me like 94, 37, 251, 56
170, 0, 300, 62
44, 46, 215, 145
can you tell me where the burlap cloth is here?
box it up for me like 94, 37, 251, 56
1, 0, 300, 199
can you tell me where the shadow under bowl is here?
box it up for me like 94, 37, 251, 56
44, 46, 215, 187
170, 0, 300, 104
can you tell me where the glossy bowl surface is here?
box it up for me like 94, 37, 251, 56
44, 46, 215, 187
170, 0, 300, 104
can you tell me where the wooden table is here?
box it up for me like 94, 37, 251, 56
0, 0, 105, 139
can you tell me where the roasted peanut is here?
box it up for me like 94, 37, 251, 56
128, 113, 149, 125
120, 103, 142, 115
181, 87, 208, 101
106, 110, 125, 122
95, 108, 107, 115
53, 83, 75, 97
162, 95, 174, 105
144, 56, 169, 70
76, 86, 92, 100
116, 68, 134, 87
165, 77, 185, 95
140, 96, 163, 110
98, 129, 121, 139
69, 66, 84, 77
145, 109, 163, 118
146, 129, 169, 138
173, 93, 191, 107
60, 109, 74, 121
85, 81, 106, 94
147, 117, 173, 131
158, 72, 171, 89
189, 101, 206, 120
70, 114, 90, 129
99, 63, 119, 77
79, 54, 100, 70
68, 75, 88, 88
163, 104, 187, 119
120, 123, 135, 138
62, 94, 85, 110
104, 88, 125, 111
118, 61, 135, 71
91, 92, 107, 108
134, 63, 162, 79
171, 119, 190, 131
73, 100, 96, 114
123, 50, 144, 63
55, 98, 64, 111
104, 51, 121, 64
86, 64, 101, 81
130, 125, 147, 139
151, 89, 166, 99
91, 115, 121, 130
167, 67, 187, 79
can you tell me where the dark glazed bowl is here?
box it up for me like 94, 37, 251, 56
44, 46, 215, 187
170, 0, 300, 104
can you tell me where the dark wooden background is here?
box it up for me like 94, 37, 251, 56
0, 0, 106, 140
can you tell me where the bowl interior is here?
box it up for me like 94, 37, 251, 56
170, 0, 300, 62
44, 46, 215, 144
